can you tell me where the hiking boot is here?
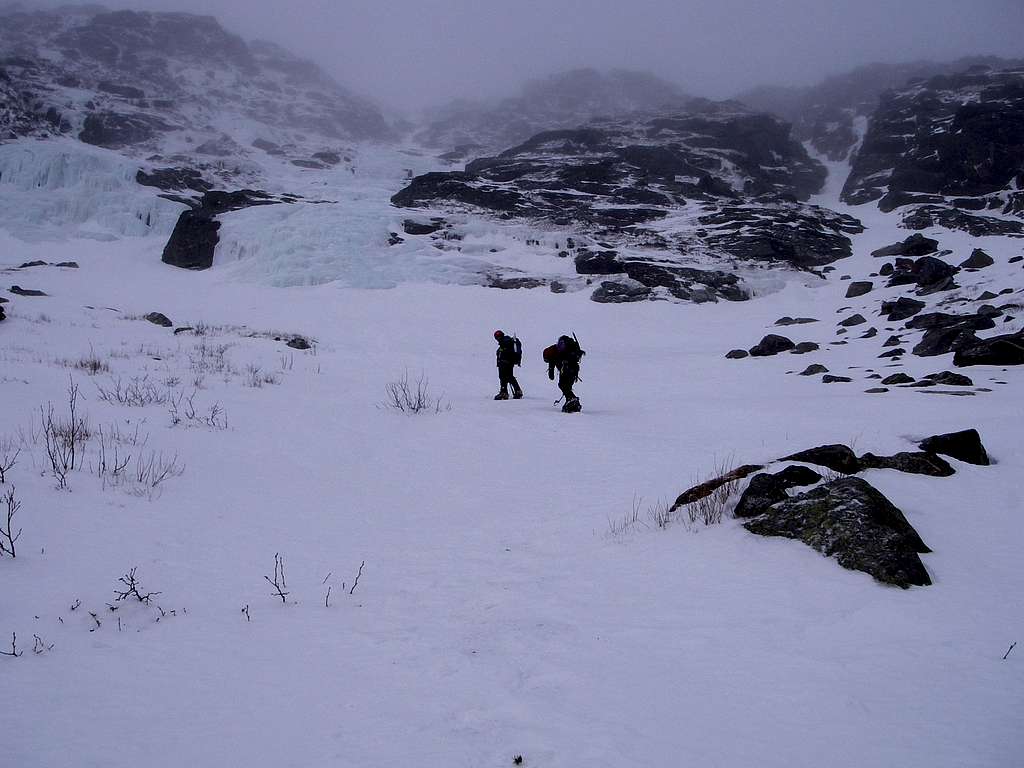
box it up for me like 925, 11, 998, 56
562, 397, 581, 413
512, 390, 524, 399
494, 391, 509, 400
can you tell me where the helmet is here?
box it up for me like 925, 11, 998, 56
493, 330, 504, 339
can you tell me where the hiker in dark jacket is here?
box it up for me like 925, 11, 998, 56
543, 334, 585, 412
493, 330, 523, 400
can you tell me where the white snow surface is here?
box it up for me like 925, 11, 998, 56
1, 149, 1023, 767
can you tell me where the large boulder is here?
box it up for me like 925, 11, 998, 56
960, 248, 994, 269
870, 234, 939, 258
953, 330, 1024, 367
743, 477, 932, 587
881, 297, 925, 321
918, 429, 990, 465
749, 334, 795, 357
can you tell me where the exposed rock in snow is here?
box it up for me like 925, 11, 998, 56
743, 477, 932, 588
917, 429, 990, 465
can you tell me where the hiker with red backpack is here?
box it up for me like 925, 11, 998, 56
543, 334, 585, 413
493, 330, 523, 400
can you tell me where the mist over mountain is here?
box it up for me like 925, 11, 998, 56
415, 68, 693, 159
0, 4, 392, 155
738, 57, 1024, 161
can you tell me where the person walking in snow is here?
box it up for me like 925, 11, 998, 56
493, 330, 523, 400
543, 334, 585, 413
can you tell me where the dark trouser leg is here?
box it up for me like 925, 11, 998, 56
498, 363, 516, 395
558, 362, 579, 401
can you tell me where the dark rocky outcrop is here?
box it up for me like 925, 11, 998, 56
918, 429, 989, 465
953, 330, 1024, 367
286, 337, 311, 350
902, 206, 1024, 237
881, 297, 925, 321
887, 256, 959, 292
775, 316, 818, 326
881, 373, 915, 385
9, 285, 47, 296
144, 312, 172, 327
924, 371, 973, 386
858, 451, 955, 477
871, 234, 939, 258
845, 281, 873, 298
743, 477, 931, 587
733, 465, 822, 518
161, 190, 285, 270
401, 219, 444, 236
393, 106, 864, 303
749, 334, 795, 357
821, 375, 852, 383
781, 444, 860, 475
799, 364, 828, 376
838, 313, 866, 327
842, 68, 1024, 213
960, 248, 994, 269
725, 349, 749, 359
791, 341, 819, 354
590, 281, 652, 303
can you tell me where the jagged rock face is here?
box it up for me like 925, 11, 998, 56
842, 68, 1024, 218
0, 7, 391, 154
743, 477, 932, 588
393, 108, 863, 302
416, 68, 693, 158
738, 58, 1024, 161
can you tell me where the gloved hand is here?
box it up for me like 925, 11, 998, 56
548, 366, 555, 380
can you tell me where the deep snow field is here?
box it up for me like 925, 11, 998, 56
1, 143, 1023, 767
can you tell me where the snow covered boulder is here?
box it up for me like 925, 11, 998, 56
880, 297, 925, 321
743, 477, 932, 588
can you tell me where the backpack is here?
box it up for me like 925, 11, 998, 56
511, 336, 522, 366
557, 334, 583, 362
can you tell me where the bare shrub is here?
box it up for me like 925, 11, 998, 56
41, 379, 90, 488
114, 567, 161, 604
1, 486, 22, 558
381, 371, 450, 414
648, 499, 673, 530
95, 376, 168, 407
608, 493, 649, 536
265, 553, 289, 603
657, 457, 742, 531
92, 425, 138, 489
168, 390, 228, 429
189, 340, 235, 379
72, 346, 110, 376
244, 363, 278, 388
132, 451, 184, 491
680, 458, 741, 528
0, 436, 20, 484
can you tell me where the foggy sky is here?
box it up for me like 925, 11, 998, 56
23, 0, 1024, 111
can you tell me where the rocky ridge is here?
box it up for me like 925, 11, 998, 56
394, 106, 864, 303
